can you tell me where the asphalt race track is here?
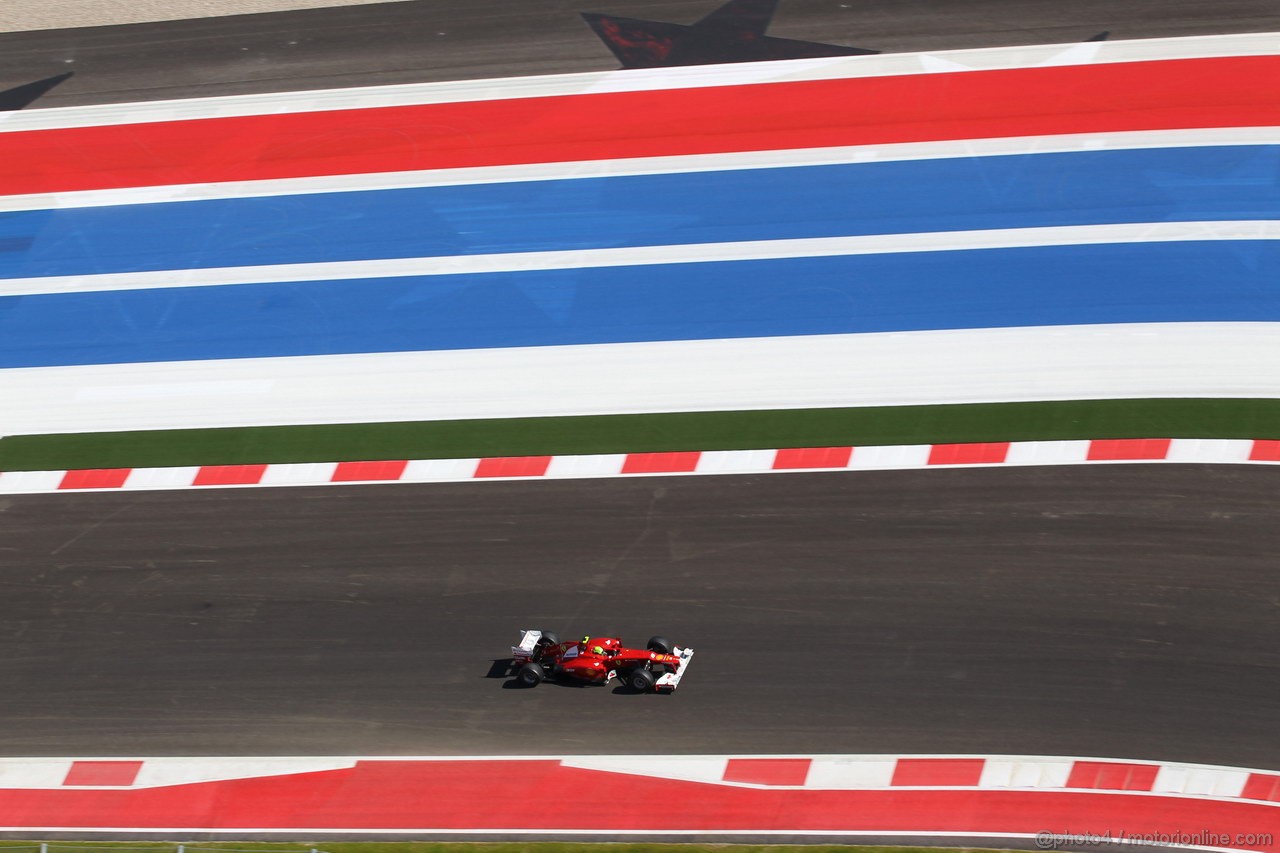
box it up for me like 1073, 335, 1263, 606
0, 0, 1277, 773
4, 0, 1280, 107
0, 465, 1276, 766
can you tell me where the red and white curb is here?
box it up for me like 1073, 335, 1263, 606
0, 754, 1275, 846
1, 437, 1277, 495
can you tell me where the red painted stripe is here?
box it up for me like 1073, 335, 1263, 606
891, 758, 986, 786
1067, 761, 1160, 791
927, 442, 1011, 465
62, 761, 142, 787
723, 758, 812, 786
331, 460, 409, 482
1087, 438, 1173, 461
58, 469, 131, 490
621, 451, 702, 474
193, 464, 269, 486
1249, 440, 1280, 462
473, 456, 552, 478
1242, 773, 1280, 802
1, 760, 1275, 843
4, 56, 1280, 196
772, 446, 854, 469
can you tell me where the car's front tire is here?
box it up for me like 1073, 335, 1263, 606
518, 662, 545, 687
629, 667, 656, 692
646, 636, 672, 654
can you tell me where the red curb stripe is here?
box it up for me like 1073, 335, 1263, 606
891, 758, 986, 786
773, 446, 854, 469
723, 758, 813, 786
621, 451, 702, 474
193, 464, 269, 486
473, 456, 553, 478
1242, 773, 1280, 802
1087, 438, 1173, 461
1066, 761, 1160, 791
62, 761, 142, 787
4, 57, 1279, 195
928, 442, 1011, 465
1249, 440, 1280, 461
331, 460, 409, 481
58, 468, 131, 490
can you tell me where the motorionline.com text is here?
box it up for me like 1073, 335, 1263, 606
1035, 830, 1274, 849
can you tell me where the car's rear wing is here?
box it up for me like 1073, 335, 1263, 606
512, 629, 542, 661
656, 646, 694, 692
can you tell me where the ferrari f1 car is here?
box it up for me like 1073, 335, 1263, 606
509, 630, 694, 693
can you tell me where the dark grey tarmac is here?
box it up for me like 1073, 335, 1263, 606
0, 0, 1277, 771
2, 0, 1279, 107
0, 465, 1276, 765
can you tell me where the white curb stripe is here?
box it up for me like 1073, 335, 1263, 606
6, 221, 1276, 297
2, 127, 1275, 213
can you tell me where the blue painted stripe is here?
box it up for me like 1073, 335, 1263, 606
2, 145, 1278, 279
1, 240, 1276, 368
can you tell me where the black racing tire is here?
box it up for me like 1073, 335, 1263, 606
646, 636, 672, 654
518, 662, 545, 687
537, 630, 560, 646
629, 667, 656, 692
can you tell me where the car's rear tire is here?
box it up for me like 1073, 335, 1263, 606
629, 667, 656, 692
518, 662, 545, 687
539, 630, 560, 646
646, 636, 672, 654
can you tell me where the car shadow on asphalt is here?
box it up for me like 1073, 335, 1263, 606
487, 658, 650, 691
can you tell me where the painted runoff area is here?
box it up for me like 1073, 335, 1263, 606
0, 33, 1277, 437
0, 754, 1275, 845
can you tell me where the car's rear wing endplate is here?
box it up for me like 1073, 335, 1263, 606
512, 629, 542, 660
656, 646, 694, 691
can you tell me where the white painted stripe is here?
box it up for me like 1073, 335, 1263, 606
697, 449, 779, 475
0, 470, 65, 493
6, 221, 1276, 297
1154, 765, 1251, 798
0, 760, 72, 788
1005, 440, 1092, 465
257, 462, 338, 486
122, 466, 199, 490
543, 454, 627, 479
980, 759, 1074, 789
806, 758, 898, 788
560, 756, 730, 785
2, 32, 1277, 133
132, 757, 359, 790
3, 127, 1276, 213
1165, 438, 1255, 463
401, 458, 482, 482
2, 323, 1278, 437
848, 444, 934, 469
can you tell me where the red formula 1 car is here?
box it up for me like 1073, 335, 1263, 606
509, 630, 694, 693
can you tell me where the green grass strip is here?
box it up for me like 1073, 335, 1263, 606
1, 398, 1278, 472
